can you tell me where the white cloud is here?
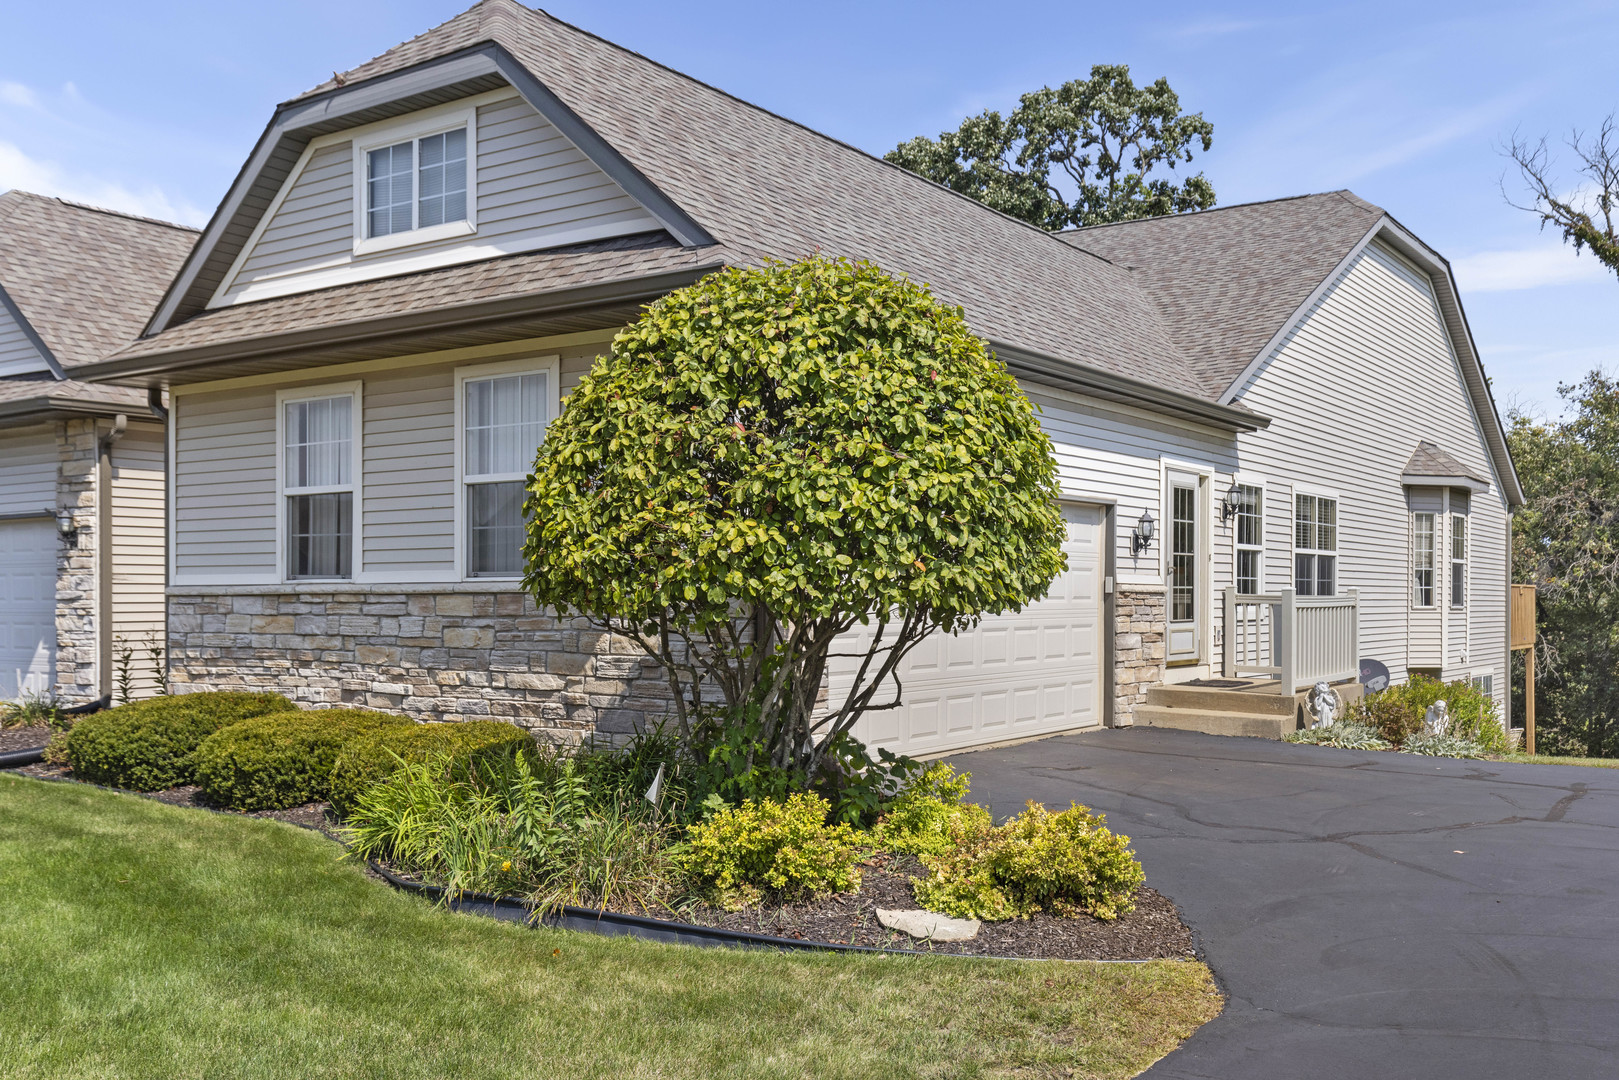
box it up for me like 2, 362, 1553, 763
0, 140, 208, 227
1451, 243, 1612, 292
0, 82, 39, 109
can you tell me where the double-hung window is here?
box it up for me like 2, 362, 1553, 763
1450, 513, 1467, 608
281, 390, 357, 580
366, 127, 467, 239
458, 359, 557, 578
1413, 512, 1436, 607
1232, 484, 1263, 594
1294, 494, 1337, 596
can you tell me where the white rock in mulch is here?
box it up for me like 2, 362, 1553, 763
875, 908, 981, 942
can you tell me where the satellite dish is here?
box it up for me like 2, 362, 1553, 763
1359, 658, 1390, 694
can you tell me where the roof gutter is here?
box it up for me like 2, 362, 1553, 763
74, 262, 726, 387
989, 339, 1269, 433
0, 394, 146, 428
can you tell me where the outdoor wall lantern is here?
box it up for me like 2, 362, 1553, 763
1131, 508, 1155, 555
57, 511, 78, 547
1220, 482, 1244, 522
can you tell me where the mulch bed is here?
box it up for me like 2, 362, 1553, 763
680, 852, 1193, 961
4, 761, 1198, 962
0, 725, 51, 754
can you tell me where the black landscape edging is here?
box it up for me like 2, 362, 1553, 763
0, 747, 46, 769
368, 861, 1158, 963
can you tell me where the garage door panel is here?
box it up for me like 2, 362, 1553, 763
835, 503, 1105, 756
1, 519, 56, 701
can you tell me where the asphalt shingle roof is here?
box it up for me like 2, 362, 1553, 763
1403, 440, 1490, 484
0, 191, 196, 369
1056, 192, 1387, 398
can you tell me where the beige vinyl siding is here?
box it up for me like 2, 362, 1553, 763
0, 423, 57, 513
0, 303, 49, 376
231, 141, 354, 285
172, 388, 277, 580
1230, 239, 1511, 714
362, 368, 456, 578
216, 93, 660, 306
110, 423, 166, 699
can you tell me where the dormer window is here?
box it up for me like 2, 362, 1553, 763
352, 103, 478, 256
366, 127, 467, 238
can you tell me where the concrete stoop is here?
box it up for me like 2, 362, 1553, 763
1133, 681, 1299, 739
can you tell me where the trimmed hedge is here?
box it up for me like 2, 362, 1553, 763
328, 720, 536, 816
193, 709, 412, 811
62, 692, 294, 791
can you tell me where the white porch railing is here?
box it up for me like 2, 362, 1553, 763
1222, 587, 1359, 693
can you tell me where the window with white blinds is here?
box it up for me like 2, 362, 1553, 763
364, 126, 468, 239
1294, 493, 1337, 597
460, 368, 551, 577
282, 392, 356, 579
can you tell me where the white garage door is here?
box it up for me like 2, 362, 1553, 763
0, 518, 56, 701
832, 503, 1105, 757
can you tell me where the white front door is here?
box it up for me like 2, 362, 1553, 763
0, 518, 57, 700
1167, 473, 1201, 663
835, 502, 1105, 756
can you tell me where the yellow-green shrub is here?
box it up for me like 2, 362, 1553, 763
1351, 674, 1507, 753
913, 801, 1144, 922
193, 709, 412, 811
681, 792, 865, 909
872, 761, 989, 857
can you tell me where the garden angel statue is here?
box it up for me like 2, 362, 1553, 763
1308, 681, 1342, 728
1424, 700, 1450, 737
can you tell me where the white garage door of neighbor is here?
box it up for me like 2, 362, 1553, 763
0, 518, 57, 701
833, 503, 1105, 757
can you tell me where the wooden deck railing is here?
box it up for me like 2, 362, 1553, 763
1223, 587, 1360, 693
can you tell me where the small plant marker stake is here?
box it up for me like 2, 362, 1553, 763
645, 762, 665, 808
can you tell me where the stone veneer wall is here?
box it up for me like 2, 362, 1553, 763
54, 418, 99, 704
167, 586, 677, 741
1112, 585, 1166, 726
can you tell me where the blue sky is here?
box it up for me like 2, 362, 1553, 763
2, 0, 1614, 417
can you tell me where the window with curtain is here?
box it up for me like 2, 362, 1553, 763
1450, 513, 1467, 607
1233, 484, 1263, 594
1413, 512, 1436, 607
366, 126, 467, 239
283, 394, 353, 579
463, 370, 548, 576
1294, 494, 1337, 596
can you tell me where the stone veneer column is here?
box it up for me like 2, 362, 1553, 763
54, 418, 99, 704
1112, 586, 1166, 726
166, 588, 678, 744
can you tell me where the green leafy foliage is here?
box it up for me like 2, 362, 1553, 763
328, 720, 536, 816
1400, 732, 1489, 759
872, 761, 989, 857
193, 709, 411, 811
62, 691, 293, 791
0, 692, 64, 730
886, 64, 1215, 229
1349, 675, 1506, 753
913, 801, 1144, 922
523, 256, 1065, 793
1283, 722, 1392, 751
345, 747, 677, 914
680, 792, 866, 910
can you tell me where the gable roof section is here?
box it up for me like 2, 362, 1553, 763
121, 0, 1244, 429
0, 191, 196, 369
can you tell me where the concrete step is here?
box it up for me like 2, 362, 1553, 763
1133, 704, 1289, 739
1147, 682, 1297, 717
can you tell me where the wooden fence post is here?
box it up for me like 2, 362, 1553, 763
1526, 643, 1536, 756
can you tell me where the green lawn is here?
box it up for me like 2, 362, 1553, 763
0, 775, 1219, 1080
1491, 752, 1619, 770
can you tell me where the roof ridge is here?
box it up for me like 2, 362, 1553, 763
48, 195, 198, 233
293, 0, 500, 102
1058, 191, 1369, 236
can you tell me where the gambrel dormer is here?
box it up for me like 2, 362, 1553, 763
208, 86, 667, 307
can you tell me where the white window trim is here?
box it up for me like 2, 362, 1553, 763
1228, 477, 1265, 595
1292, 486, 1340, 597
1412, 510, 1437, 608
352, 103, 480, 257
1450, 511, 1468, 609
453, 355, 561, 581
275, 382, 363, 583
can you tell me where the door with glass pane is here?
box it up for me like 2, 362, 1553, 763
1167, 473, 1201, 663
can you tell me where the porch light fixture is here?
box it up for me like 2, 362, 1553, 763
1221, 482, 1244, 522
57, 511, 78, 547
1131, 508, 1155, 556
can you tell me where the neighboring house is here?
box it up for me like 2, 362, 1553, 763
0, 192, 197, 704
70, 0, 1521, 756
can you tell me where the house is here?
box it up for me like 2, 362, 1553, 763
70, 0, 1520, 756
0, 192, 197, 705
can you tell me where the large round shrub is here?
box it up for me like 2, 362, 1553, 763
193, 709, 412, 811
328, 720, 536, 816
524, 256, 1066, 788
62, 691, 294, 791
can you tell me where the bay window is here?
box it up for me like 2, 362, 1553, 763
1413, 512, 1436, 607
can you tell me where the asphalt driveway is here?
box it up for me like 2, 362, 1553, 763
950, 727, 1619, 1079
